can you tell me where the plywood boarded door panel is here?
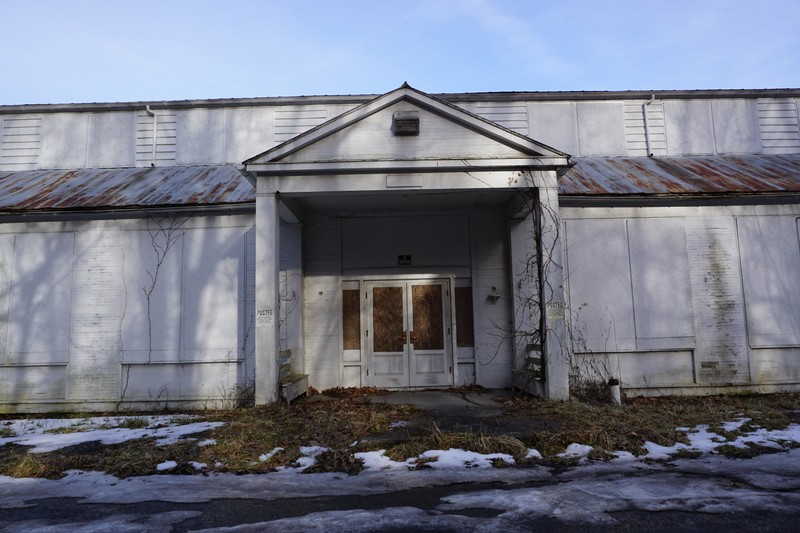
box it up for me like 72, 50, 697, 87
410, 283, 450, 387
370, 284, 408, 388
367, 280, 452, 388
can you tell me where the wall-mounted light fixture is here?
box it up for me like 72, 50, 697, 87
487, 286, 501, 304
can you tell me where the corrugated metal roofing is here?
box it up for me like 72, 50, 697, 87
2, 155, 799, 213
561, 154, 800, 196
0, 165, 254, 212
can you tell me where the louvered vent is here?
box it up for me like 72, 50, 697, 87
0, 115, 42, 170
757, 99, 800, 154
136, 110, 177, 166
274, 105, 328, 144
474, 102, 528, 133
624, 100, 666, 156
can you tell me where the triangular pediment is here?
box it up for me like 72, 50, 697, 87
244, 84, 568, 172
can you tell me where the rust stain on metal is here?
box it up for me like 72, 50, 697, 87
560, 154, 800, 196
0, 165, 254, 212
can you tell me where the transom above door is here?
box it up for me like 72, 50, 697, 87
366, 279, 453, 388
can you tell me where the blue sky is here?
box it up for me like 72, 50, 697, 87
2, 0, 799, 105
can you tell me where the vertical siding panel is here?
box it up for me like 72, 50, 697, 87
0, 234, 14, 365
68, 230, 123, 401
470, 206, 512, 388
303, 212, 342, 390
242, 226, 256, 384
686, 216, 749, 384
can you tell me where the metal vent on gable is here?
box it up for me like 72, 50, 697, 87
392, 111, 419, 136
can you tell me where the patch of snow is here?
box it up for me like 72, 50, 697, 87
419, 448, 515, 469
197, 439, 217, 447
525, 448, 542, 460
156, 461, 177, 471
191, 461, 207, 470
355, 450, 414, 471
389, 421, 410, 428
558, 443, 593, 459
611, 451, 638, 462
0, 416, 224, 453
642, 441, 687, 460
721, 418, 751, 432
259, 447, 283, 462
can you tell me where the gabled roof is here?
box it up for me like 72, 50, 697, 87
0, 165, 254, 213
244, 83, 569, 173
560, 154, 800, 196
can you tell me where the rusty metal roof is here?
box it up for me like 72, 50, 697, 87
0, 165, 254, 212
561, 154, 800, 196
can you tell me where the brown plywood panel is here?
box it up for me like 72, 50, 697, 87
373, 287, 404, 353
412, 284, 443, 351
455, 287, 474, 348
342, 289, 361, 350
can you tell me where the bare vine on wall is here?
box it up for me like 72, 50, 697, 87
142, 215, 186, 363
118, 215, 188, 408
499, 174, 617, 403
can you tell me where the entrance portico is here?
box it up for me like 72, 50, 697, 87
243, 84, 571, 404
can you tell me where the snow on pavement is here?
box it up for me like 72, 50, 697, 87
2, 415, 800, 530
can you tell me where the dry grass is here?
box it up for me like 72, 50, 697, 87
507, 392, 800, 459
385, 423, 529, 463
0, 391, 797, 479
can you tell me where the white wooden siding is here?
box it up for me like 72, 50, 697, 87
341, 215, 470, 272
470, 206, 512, 388
302, 211, 342, 391
576, 102, 627, 156
563, 205, 800, 391
473, 102, 529, 133
68, 229, 124, 401
757, 98, 800, 154
136, 111, 177, 166
737, 215, 800, 347
527, 102, 579, 155
627, 218, 694, 349
624, 100, 667, 156
280, 102, 532, 163
121, 225, 184, 362
274, 105, 328, 144
5, 232, 75, 364
0, 215, 254, 410
664, 100, 716, 155
686, 216, 749, 384
0, 115, 42, 170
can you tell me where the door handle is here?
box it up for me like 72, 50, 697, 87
399, 331, 408, 344
410, 331, 418, 344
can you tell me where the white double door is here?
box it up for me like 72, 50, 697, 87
366, 279, 453, 388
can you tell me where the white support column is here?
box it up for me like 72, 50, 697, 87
508, 193, 543, 394
255, 186, 281, 405
539, 185, 569, 400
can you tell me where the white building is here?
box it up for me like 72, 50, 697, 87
1, 84, 799, 412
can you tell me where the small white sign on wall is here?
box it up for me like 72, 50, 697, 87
256, 308, 273, 327
545, 301, 565, 320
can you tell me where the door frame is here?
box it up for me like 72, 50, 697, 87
358, 274, 456, 389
